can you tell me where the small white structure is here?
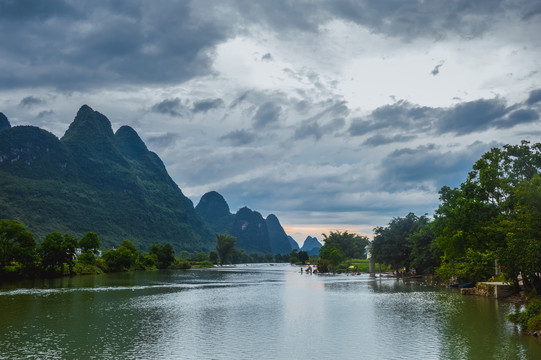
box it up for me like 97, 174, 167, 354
365, 243, 375, 277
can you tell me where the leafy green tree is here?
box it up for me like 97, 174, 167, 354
39, 232, 76, 275
371, 213, 429, 274
102, 245, 137, 272
0, 219, 36, 274
298, 250, 309, 265
408, 222, 441, 275
434, 141, 541, 286
321, 231, 370, 259
319, 243, 344, 269
497, 175, 541, 293
149, 243, 175, 269
79, 232, 100, 255
216, 233, 236, 265
209, 251, 219, 264
289, 249, 299, 264
191, 252, 209, 262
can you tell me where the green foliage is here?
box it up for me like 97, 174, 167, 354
0, 219, 36, 275
436, 249, 494, 283
372, 213, 430, 273
79, 232, 100, 255
102, 242, 137, 272
319, 243, 344, 269
317, 258, 330, 273
434, 141, 541, 292
321, 231, 370, 259
149, 243, 175, 269
297, 250, 309, 265
209, 251, 219, 264
38, 232, 77, 275
216, 233, 236, 265
508, 298, 541, 334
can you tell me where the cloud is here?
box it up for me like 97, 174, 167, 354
19, 96, 44, 108
363, 134, 416, 146
261, 53, 273, 62
192, 98, 224, 114
37, 110, 54, 118
150, 98, 186, 117
526, 88, 541, 106
437, 98, 509, 135
253, 102, 282, 129
379, 141, 495, 191
0, 1, 231, 90
146, 133, 181, 148
294, 118, 345, 141
348, 101, 434, 136
494, 108, 539, 128
431, 62, 444, 76
219, 129, 257, 146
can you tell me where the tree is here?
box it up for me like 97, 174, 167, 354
497, 175, 541, 293
150, 243, 175, 269
0, 219, 36, 274
289, 249, 299, 264
216, 233, 236, 265
79, 232, 100, 255
209, 251, 219, 264
434, 141, 541, 286
39, 232, 76, 275
371, 213, 429, 274
319, 243, 344, 269
297, 251, 309, 265
321, 231, 370, 259
408, 222, 441, 275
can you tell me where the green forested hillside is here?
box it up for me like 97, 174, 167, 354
0, 105, 214, 251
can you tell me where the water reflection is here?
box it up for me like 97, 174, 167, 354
1, 265, 540, 359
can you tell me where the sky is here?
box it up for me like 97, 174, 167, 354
1, 0, 541, 246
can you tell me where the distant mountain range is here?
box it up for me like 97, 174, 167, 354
195, 191, 295, 254
0, 105, 319, 254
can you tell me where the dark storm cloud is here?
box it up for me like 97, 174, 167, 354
437, 98, 509, 135
19, 96, 44, 108
150, 98, 187, 117
192, 98, 224, 114
325, 0, 527, 40
348, 101, 434, 136
348, 96, 539, 139
494, 109, 540, 128
219, 129, 257, 146
37, 110, 54, 118
0, 0, 230, 90
379, 142, 495, 191
146, 133, 181, 148
1, 0, 535, 91
253, 102, 282, 129
526, 88, 541, 106
363, 134, 416, 146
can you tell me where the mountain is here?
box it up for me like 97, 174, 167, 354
196, 191, 291, 254
288, 236, 300, 251
0, 105, 214, 251
231, 207, 272, 254
301, 236, 322, 256
0, 112, 10, 130
195, 191, 234, 234
265, 214, 292, 255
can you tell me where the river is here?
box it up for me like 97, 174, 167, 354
1, 264, 540, 359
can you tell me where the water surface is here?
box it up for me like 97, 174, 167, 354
1, 264, 540, 359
